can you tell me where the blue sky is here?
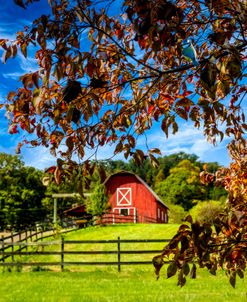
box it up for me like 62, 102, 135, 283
0, 1, 234, 170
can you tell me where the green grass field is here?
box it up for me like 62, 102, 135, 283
0, 224, 246, 302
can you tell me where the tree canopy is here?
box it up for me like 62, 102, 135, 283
155, 159, 206, 210
1, 0, 246, 286
0, 153, 46, 230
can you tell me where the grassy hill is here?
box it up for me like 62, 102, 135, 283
0, 224, 246, 302
12, 223, 179, 272
63, 223, 180, 240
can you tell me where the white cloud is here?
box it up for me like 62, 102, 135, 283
18, 52, 38, 73
2, 72, 23, 80
0, 26, 16, 41
22, 146, 57, 170
138, 123, 231, 166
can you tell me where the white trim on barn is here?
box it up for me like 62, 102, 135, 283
112, 206, 137, 224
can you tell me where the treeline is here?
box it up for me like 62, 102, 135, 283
0, 153, 46, 231
100, 152, 227, 223
0, 152, 227, 231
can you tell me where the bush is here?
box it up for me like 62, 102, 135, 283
168, 204, 187, 224
189, 200, 224, 224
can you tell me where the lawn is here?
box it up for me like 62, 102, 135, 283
0, 224, 246, 302
0, 268, 246, 302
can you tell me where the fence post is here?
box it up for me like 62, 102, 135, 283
11, 231, 14, 262
19, 231, 21, 242
1, 235, 4, 263
25, 229, 28, 251
117, 236, 121, 272
61, 237, 64, 272
41, 225, 43, 241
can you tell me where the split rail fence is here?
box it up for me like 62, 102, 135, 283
0, 237, 171, 272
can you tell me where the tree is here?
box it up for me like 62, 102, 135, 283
0, 153, 46, 230
155, 159, 206, 210
1, 0, 246, 285
86, 183, 110, 222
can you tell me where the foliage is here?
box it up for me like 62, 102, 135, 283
155, 160, 206, 210
0, 153, 46, 230
167, 204, 187, 224
1, 0, 246, 183
189, 200, 224, 224
86, 183, 111, 220
1, 0, 246, 286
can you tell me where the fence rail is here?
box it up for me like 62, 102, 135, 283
0, 227, 77, 262
0, 237, 170, 272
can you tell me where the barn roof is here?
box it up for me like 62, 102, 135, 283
64, 204, 87, 216
104, 171, 169, 209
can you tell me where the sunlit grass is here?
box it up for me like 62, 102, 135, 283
1, 224, 246, 301
0, 268, 246, 302
5, 224, 179, 272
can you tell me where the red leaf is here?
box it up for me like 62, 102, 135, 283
85, 61, 95, 78
183, 90, 193, 97
45, 166, 56, 174
176, 107, 188, 120
160, 93, 174, 102
32, 72, 39, 88
148, 105, 155, 114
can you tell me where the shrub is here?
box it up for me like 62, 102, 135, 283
190, 200, 224, 224
168, 204, 187, 224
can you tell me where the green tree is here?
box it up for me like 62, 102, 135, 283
167, 204, 187, 224
155, 160, 206, 210
86, 183, 110, 222
0, 153, 46, 230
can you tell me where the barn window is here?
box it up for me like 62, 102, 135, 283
158, 208, 160, 219
120, 208, 129, 216
117, 188, 132, 206
161, 211, 164, 221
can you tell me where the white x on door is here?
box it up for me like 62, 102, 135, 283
117, 188, 132, 206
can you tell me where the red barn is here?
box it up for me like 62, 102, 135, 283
102, 171, 169, 224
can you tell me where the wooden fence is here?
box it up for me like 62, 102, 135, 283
0, 238, 170, 272
0, 226, 78, 262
